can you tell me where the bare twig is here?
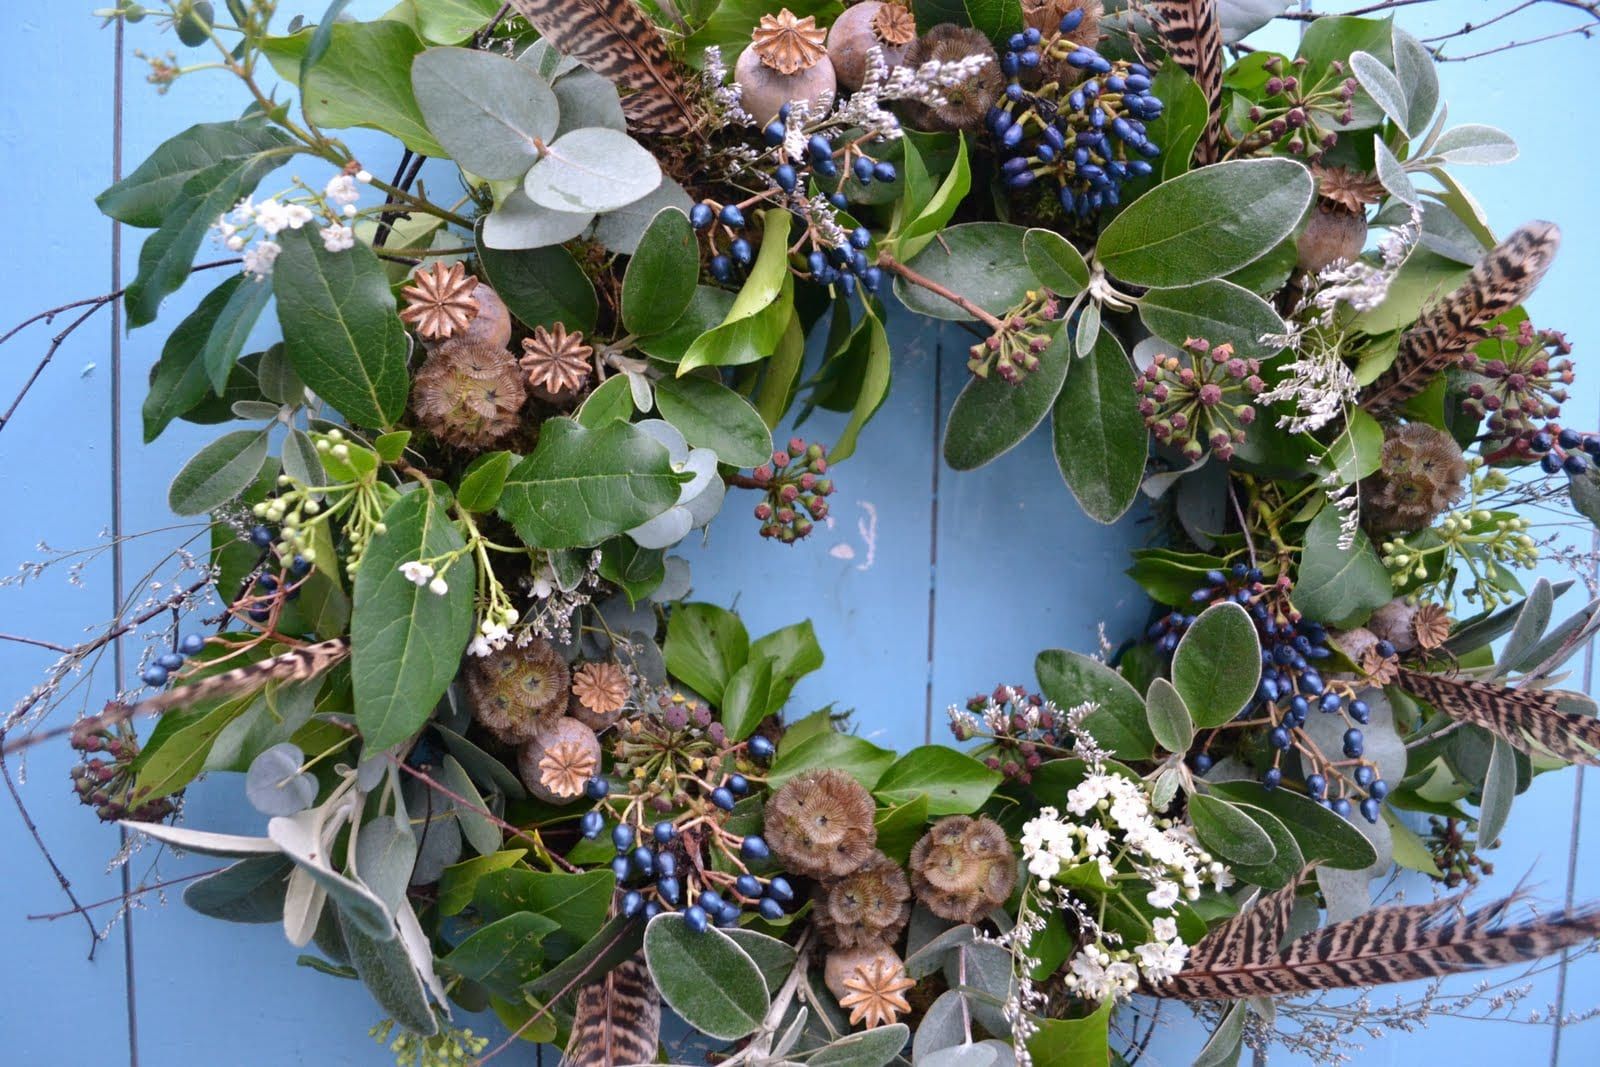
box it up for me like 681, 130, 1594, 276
26, 865, 223, 922
876, 252, 1006, 332
0, 739, 102, 956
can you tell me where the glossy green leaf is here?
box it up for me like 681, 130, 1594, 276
456, 451, 514, 513
1172, 602, 1262, 728
1035, 649, 1154, 760
749, 619, 823, 714
168, 429, 270, 515
1098, 158, 1313, 287
1023, 228, 1089, 295
944, 326, 1070, 470
576, 373, 635, 428
442, 912, 560, 997
351, 488, 476, 751
273, 228, 410, 428
473, 868, 614, 960
475, 230, 597, 332
436, 849, 529, 916
524, 127, 662, 213
1027, 997, 1111, 1067
663, 602, 749, 704
653, 374, 772, 469
894, 222, 1033, 320
720, 657, 774, 743
1327, 407, 1385, 484
183, 854, 294, 924
637, 285, 736, 363
769, 730, 897, 791
1189, 793, 1278, 865
202, 273, 274, 394
894, 132, 971, 262
643, 913, 769, 1040
144, 279, 252, 441
1137, 279, 1286, 359
98, 119, 294, 228
409, 0, 502, 43
874, 745, 1003, 815
828, 302, 893, 464
412, 46, 558, 179
496, 418, 686, 549
680, 212, 794, 372
1292, 505, 1394, 629
1144, 677, 1195, 755
873, 794, 929, 865
622, 208, 698, 337
1051, 327, 1145, 523
130, 691, 256, 804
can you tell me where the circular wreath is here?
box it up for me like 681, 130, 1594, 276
8, 1, 1600, 1064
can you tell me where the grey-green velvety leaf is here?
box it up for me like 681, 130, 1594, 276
643, 913, 769, 1040
412, 46, 558, 179
355, 814, 419, 914
653, 374, 773, 469
1375, 134, 1418, 206
552, 67, 628, 137
1035, 649, 1154, 760
1097, 158, 1313, 288
1479, 736, 1517, 845
1172, 603, 1262, 728
273, 228, 410, 428
622, 208, 698, 337
475, 227, 598, 332
893, 222, 1033, 320
1391, 26, 1438, 134
1073, 300, 1101, 358
1430, 124, 1518, 165
1137, 279, 1286, 358
183, 854, 294, 923
480, 187, 594, 250
1350, 50, 1409, 134
809, 1025, 911, 1067
724, 928, 798, 993
1022, 228, 1089, 295
168, 429, 270, 515
1194, 1001, 1247, 1067
1189, 793, 1277, 866
1292, 505, 1394, 628
442, 754, 502, 856
944, 327, 1070, 471
352, 488, 476, 751
340, 908, 439, 1036
495, 418, 686, 549
1051, 328, 1145, 523
1209, 781, 1379, 870
1144, 678, 1195, 754
1498, 577, 1554, 674
524, 127, 662, 213
98, 119, 293, 228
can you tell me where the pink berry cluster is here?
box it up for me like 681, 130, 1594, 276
69, 711, 176, 823
1135, 337, 1263, 462
1462, 320, 1574, 448
967, 291, 1058, 383
749, 438, 835, 543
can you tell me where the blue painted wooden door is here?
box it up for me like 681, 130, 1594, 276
2, 3, 1597, 1064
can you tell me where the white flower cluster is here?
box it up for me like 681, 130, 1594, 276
467, 602, 521, 657
212, 169, 371, 277
397, 560, 450, 597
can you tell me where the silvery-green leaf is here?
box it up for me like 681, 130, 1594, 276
1131, 334, 1164, 372
635, 418, 689, 464
1419, 199, 1490, 265
232, 400, 283, 421
282, 865, 326, 948
442, 754, 502, 856
1151, 765, 1182, 811
356, 814, 419, 913
1140, 453, 1209, 499
482, 188, 593, 250
410, 810, 464, 885
1479, 736, 1517, 845
1499, 576, 1554, 674
553, 67, 627, 137
257, 344, 304, 405
911, 990, 966, 1062
281, 427, 323, 487
121, 820, 281, 857
1391, 25, 1439, 134
920, 1043, 1003, 1067
627, 506, 693, 549
1350, 51, 1409, 135
1315, 863, 1373, 922
653, 557, 692, 602
1194, 1001, 1246, 1067
1301, 687, 1406, 785
412, 46, 558, 180
677, 448, 719, 503
525, 127, 662, 213
591, 176, 694, 255
1219, 0, 1292, 44
627, 370, 654, 413
268, 808, 395, 940
396, 895, 451, 1016
246, 742, 318, 816
518, 38, 579, 82
1431, 124, 1518, 165
684, 467, 726, 529
623, 628, 669, 686
1374, 135, 1418, 206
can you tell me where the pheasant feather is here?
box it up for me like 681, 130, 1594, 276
129, 638, 350, 717
1159, 871, 1600, 999
1153, 0, 1223, 165
506, 0, 699, 137
561, 954, 661, 1067
1363, 221, 1561, 413
1398, 667, 1600, 767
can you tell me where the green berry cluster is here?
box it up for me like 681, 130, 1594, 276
749, 439, 835, 543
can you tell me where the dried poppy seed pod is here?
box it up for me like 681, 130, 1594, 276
826, 2, 916, 91
452, 283, 512, 350
824, 943, 915, 1029
1298, 167, 1382, 273
569, 661, 631, 731
410, 341, 526, 450
1366, 598, 1420, 654
735, 10, 838, 124
763, 768, 877, 879
465, 638, 572, 744
899, 25, 1001, 132
815, 850, 912, 948
1361, 422, 1469, 534
518, 717, 601, 804
908, 815, 1017, 923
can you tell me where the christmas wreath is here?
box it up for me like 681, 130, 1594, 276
8, 0, 1600, 1064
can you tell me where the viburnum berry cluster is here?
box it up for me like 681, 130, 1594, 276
1233, 55, 1358, 160
69, 713, 177, 823
1464, 320, 1574, 450
967, 289, 1058, 381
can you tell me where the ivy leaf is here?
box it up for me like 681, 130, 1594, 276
654, 374, 773, 469
1172, 603, 1262, 728
351, 488, 476, 751
1035, 649, 1154, 760
168, 429, 270, 515
412, 46, 558, 179
1098, 159, 1313, 288
98, 119, 293, 228
524, 127, 662, 213
273, 228, 410, 428
473, 868, 615, 960
475, 227, 598, 332
749, 620, 823, 713
576, 374, 635, 428
719, 657, 774, 743
893, 133, 971, 262
1292, 505, 1394, 628
1027, 997, 1111, 1066
663, 602, 749, 705
1051, 327, 1145, 523
496, 418, 687, 549
622, 208, 699, 337
643, 913, 769, 1040
944, 326, 1071, 470
873, 745, 1003, 816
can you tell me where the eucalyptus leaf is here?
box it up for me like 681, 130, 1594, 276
245, 742, 318, 816
481, 188, 594, 250
525, 127, 662, 213
1479, 735, 1517, 845
412, 46, 558, 179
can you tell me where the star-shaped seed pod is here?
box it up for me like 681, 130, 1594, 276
520, 324, 593, 399
570, 661, 630, 731
519, 717, 601, 804
399, 261, 480, 341
837, 956, 916, 1029
751, 9, 828, 75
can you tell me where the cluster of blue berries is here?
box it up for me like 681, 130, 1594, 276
989, 14, 1160, 218
139, 631, 207, 688
1528, 426, 1598, 476
1155, 565, 1388, 822
690, 200, 756, 285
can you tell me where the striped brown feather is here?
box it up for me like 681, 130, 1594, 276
507, 0, 699, 138
1363, 221, 1561, 413
1397, 667, 1600, 767
131, 638, 350, 716
1160, 870, 1600, 999
1153, 0, 1223, 165
562, 954, 660, 1067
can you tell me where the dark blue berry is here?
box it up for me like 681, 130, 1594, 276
719, 204, 745, 228
140, 665, 169, 687
1263, 767, 1283, 790
741, 835, 770, 861
655, 851, 677, 877
1542, 452, 1564, 474
1370, 779, 1389, 799
653, 820, 676, 844
873, 161, 896, 183
249, 525, 274, 548
815, 158, 839, 179
1565, 453, 1589, 475
710, 787, 736, 811
656, 875, 681, 904
698, 889, 723, 913
852, 156, 874, 183
766, 876, 795, 903
759, 898, 785, 921
774, 164, 797, 192
1354, 764, 1376, 787
1343, 728, 1365, 758
828, 191, 848, 209
1374, 640, 1396, 658
631, 846, 655, 876
580, 810, 604, 839
736, 874, 761, 898
1331, 797, 1352, 818
612, 824, 634, 851
1059, 9, 1084, 31
807, 134, 833, 163
1360, 797, 1381, 823
179, 633, 206, 655
849, 228, 871, 251
1306, 773, 1327, 798
710, 255, 733, 282
748, 736, 775, 760
1559, 427, 1582, 449
585, 776, 610, 801
1269, 726, 1292, 750
156, 652, 185, 671
644, 902, 661, 920
1320, 692, 1343, 714
684, 905, 709, 933
1530, 430, 1553, 453
690, 203, 714, 230
763, 121, 786, 146
621, 890, 644, 917
730, 237, 752, 265
717, 903, 741, 927
611, 856, 632, 882
1192, 753, 1214, 774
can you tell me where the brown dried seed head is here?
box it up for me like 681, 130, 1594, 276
900, 25, 1002, 132
752, 9, 829, 75
538, 739, 598, 797
837, 954, 916, 1029
411, 342, 527, 450
570, 661, 630, 731
520, 324, 593, 398
872, 3, 917, 46
1414, 603, 1452, 650
816, 850, 912, 948
1313, 165, 1385, 215
764, 768, 878, 879
518, 717, 601, 804
908, 815, 1017, 923
400, 261, 480, 341
466, 638, 572, 744
1360, 645, 1400, 686
1361, 422, 1469, 534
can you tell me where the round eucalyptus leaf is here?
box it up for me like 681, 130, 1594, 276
627, 505, 693, 550
525, 127, 663, 214
412, 46, 559, 180
481, 188, 593, 250
245, 743, 317, 816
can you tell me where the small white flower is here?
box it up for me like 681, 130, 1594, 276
467, 636, 492, 657
1147, 880, 1180, 909
324, 173, 362, 205
253, 198, 292, 235
399, 561, 435, 586
319, 224, 355, 252
428, 576, 450, 596
1134, 937, 1189, 984
226, 235, 246, 251
1152, 916, 1178, 942
283, 203, 314, 230
241, 239, 281, 278
342, 203, 357, 217
355, 169, 373, 183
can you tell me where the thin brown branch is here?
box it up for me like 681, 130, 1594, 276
1437, 22, 1597, 58
390, 756, 580, 873
875, 251, 1006, 332
27, 865, 222, 921
0, 633, 75, 654
0, 739, 102, 956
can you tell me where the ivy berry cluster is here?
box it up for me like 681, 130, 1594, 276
1135, 338, 1263, 462
745, 438, 836, 543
